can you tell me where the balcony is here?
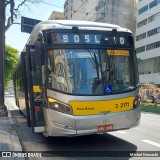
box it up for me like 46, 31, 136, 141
96, 0, 106, 11
95, 13, 105, 22
64, 0, 68, 9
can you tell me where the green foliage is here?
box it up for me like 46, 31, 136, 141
141, 102, 160, 107
141, 103, 160, 114
5, 45, 19, 89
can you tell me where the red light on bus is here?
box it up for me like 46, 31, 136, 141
35, 106, 41, 112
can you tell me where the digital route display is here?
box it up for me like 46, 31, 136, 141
46, 31, 134, 46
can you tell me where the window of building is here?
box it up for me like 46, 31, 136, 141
138, 5, 148, 15
146, 41, 160, 51
155, 12, 160, 20
136, 33, 146, 41
136, 46, 146, 53
147, 26, 160, 37
149, 0, 157, 9
148, 14, 155, 23
137, 19, 147, 28
148, 12, 160, 23
138, 1, 160, 15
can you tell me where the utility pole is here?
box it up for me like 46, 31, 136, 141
0, 0, 8, 116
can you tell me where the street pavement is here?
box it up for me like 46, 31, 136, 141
0, 95, 24, 160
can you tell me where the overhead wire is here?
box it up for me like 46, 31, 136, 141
72, 0, 88, 15
81, 7, 96, 20
40, 1, 63, 9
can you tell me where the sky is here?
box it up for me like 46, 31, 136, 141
5, 0, 65, 53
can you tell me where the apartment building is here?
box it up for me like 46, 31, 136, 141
135, 0, 160, 84
63, 0, 137, 36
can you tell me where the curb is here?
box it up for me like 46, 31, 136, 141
141, 111, 160, 116
5, 100, 25, 160
8, 111, 23, 151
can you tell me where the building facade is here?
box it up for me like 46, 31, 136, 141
64, 0, 98, 20
92, 0, 137, 36
63, 0, 137, 36
48, 11, 64, 20
135, 0, 160, 84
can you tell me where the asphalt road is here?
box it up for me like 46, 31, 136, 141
5, 95, 160, 160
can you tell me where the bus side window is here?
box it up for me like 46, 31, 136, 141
30, 52, 42, 91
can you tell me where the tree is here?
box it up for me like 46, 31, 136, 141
5, 0, 43, 32
5, 0, 43, 84
5, 45, 18, 89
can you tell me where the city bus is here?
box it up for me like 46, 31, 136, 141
13, 20, 141, 137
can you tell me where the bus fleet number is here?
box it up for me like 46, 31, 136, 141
115, 102, 129, 109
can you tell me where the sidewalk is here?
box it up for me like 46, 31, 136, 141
0, 99, 24, 160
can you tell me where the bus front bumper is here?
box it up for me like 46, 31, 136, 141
47, 107, 141, 137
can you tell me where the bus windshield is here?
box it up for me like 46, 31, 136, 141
47, 49, 138, 95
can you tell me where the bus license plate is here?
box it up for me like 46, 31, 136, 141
98, 124, 114, 132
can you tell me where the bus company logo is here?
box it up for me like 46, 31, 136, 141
2, 152, 11, 157
103, 119, 109, 124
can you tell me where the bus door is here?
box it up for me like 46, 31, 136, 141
26, 45, 45, 133
21, 52, 31, 127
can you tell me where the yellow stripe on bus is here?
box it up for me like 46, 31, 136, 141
68, 97, 134, 116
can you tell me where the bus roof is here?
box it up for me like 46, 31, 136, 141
35, 20, 120, 29
32, 20, 131, 33
27, 20, 132, 46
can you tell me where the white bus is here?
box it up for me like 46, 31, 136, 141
13, 20, 141, 137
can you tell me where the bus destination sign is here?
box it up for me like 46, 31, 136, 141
47, 32, 133, 46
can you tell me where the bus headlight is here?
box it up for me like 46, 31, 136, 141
48, 98, 73, 115
133, 96, 141, 108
